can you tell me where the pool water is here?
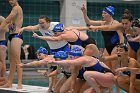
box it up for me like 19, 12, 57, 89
14, 79, 49, 87
104, 85, 127, 93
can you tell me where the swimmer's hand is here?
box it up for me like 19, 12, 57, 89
89, 25, 99, 32
126, 35, 136, 42
81, 4, 87, 14
32, 33, 39, 38
126, 34, 131, 38
126, 34, 133, 41
17, 63, 30, 68
115, 67, 128, 73
17, 63, 24, 68
43, 71, 49, 77
128, 38, 135, 42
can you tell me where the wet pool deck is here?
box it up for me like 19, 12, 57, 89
0, 84, 48, 93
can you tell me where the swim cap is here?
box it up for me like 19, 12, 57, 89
53, 23, 64, 32
70, 47, 83, 56
54, 51, 68, 59
103, 6, 115, 16
37, 47, 48, 55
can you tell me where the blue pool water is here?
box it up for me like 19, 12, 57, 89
104, 85, 127, 93
14, 79, 49, 87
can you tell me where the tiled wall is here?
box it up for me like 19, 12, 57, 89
0, 1, 139, 49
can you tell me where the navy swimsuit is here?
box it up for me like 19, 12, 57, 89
0, 40, 7, 47
68, 31, 96, 48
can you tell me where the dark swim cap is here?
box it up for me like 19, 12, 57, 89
70, 47, 83, 56
54, 51, 68, 59
37, 47, 48, 55
53, 23, 64, 32
103, 6, 115, 16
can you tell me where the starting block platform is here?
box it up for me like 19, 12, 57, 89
0, 84, 48, 93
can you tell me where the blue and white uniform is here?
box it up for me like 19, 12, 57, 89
39, 22, 70, 54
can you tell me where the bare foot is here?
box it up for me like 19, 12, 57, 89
17, 85, 23, 89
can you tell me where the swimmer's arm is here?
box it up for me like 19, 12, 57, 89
70, 66, 81, 91
81, 5, 103, 26
52, 57, 87, 66
82, 11, 104, 26
100, 54, 118, 62
115, 61, 139, 74
0, 16, 8, 32
76, 26, 89, 31
131, 68, 140, 73
117, 30, 124, 44
65, 26, 89, 31
48, 69, 58, 77
48, 66, 59, 77
21, 25, 39, 32
115, 67, 135, 73
89, 23, 123, 32
23, 59, 48, 67
81, 4, 105, 26
128, 35, 140, 42
129, 60, 137, 93
0, 6, 18, 30
127, 67, 140, 73
133, 35, 140, 42
36, 35, 63, 41
126, 59, 140, 73
135, 27, 140, 34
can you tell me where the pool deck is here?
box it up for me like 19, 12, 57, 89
0, 84, 48, 93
